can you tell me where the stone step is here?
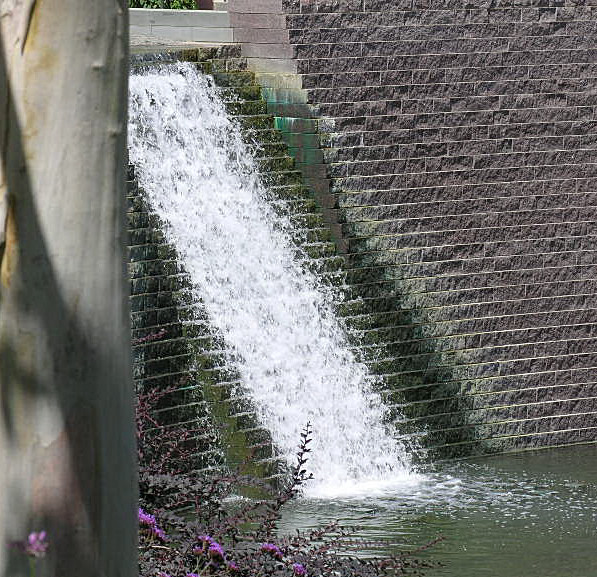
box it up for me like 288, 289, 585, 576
377, 335, 597, 370
221, 84, 262, 102
302, 242, 338, 259
302, 227, 334, 243
341, 272, 597, 309
341, 244, 588, 270
405, 406, 597, 448
205, 57, 247, 73
265, 183, 312, 200
428, 427, 597, 461
212, 71, 256, 87
348, 307, 597, 347
287, 211, 327, 229
250, 141, 289, 158
237, 114, 278, 132
225, 99, 268, 116
339, 207, 595, 238
358, 264, 594, 298
261, 169, 304, 186
338, 295, 403, 316
343, 310, 414, 331
343, 222, 590, 254
244, 128, 288, 144
342, 257, 583, 290
303, 255, 346, 275
269, 197, 319, 214
335, 194, 589, 223
395, 383, 597, 415
256, 155, 296, 173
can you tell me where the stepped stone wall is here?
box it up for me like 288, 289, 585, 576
128, 48, 344, 476
229, 0, 597, 458
128, 160, 226, 473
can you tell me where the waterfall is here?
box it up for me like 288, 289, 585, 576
128, 62, 415, 495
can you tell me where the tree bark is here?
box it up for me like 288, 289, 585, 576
0, 1, 136, 576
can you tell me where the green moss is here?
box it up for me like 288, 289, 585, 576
256, 156, 296, 173
213, 71, 256, 87
225, 100, 268, 116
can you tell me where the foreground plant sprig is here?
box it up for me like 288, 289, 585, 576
25, 532, 49, 558
6, 531, 49, 577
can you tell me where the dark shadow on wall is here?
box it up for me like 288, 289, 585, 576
0, 29, 134, 577
341, 254, 477, 462
257, 99, 478, 461
127, 167, 224, 472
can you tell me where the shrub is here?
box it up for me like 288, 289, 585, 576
137, 386, 437, 577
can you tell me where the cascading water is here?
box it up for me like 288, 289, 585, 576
128, 62, 416, 495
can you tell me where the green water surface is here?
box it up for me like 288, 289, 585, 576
279, 445, 597, 577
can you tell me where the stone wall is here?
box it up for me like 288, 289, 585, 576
229, 0, 597, 458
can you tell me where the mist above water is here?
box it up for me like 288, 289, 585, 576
128, 63, 415, 494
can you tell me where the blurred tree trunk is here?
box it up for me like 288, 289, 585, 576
0, 1, 136, 576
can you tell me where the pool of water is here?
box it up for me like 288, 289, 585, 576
279, 445, 597, 576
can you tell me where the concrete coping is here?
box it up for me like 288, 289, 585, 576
130, 8, 230, 27
130, 8, 233, 44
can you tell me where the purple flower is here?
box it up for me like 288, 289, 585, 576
158, 573, 172, 577
25, 531, 48, 558
292, 563, 307, 576
194, 534, 217, 555
138, 507, 167, 541
197, 534, 214, 544
260, 543, 283, 559
227, 561, 240, 572
138, 508, 156, 526
152, 525, 167, 541
187, 574, 200, 577
208, 541, 225, 560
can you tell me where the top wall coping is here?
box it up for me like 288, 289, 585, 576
130, 8, 230, 28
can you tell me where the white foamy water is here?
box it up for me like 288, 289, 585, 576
128, 63, 416, 494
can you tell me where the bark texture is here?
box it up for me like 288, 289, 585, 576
0, 1, 136, 576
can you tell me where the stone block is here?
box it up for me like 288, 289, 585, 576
148, 25, 234, 43
234, 27, 289, 44
228, 0, 284, 13
230, 11, 286, 28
